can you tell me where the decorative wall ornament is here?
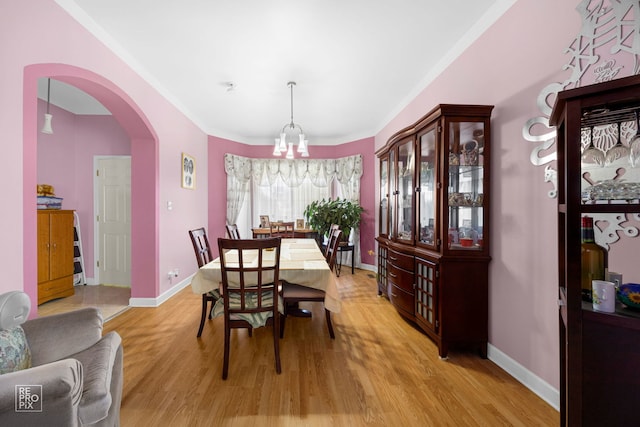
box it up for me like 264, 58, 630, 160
523, 0, 640, 244
181, 152, 196, 189
594, 213, 640, 250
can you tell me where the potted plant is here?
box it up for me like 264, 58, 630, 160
304, 197, 364, 242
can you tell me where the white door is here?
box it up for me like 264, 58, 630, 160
96, 156, 131, 286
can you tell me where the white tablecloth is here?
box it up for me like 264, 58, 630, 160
190, 239, 341, 313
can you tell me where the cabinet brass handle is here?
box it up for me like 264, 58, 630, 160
389, 256, 398, 261
391, 292, 398, 298
389, 272, 397, 278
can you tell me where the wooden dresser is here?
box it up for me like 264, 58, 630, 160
37, 210, 75, 304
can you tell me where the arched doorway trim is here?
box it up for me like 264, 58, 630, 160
23, 63, 159, 310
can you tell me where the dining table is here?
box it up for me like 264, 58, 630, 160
190, 238, 341, 313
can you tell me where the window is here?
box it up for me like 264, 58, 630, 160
252, 174, 333, 225
224, 154, 362, 244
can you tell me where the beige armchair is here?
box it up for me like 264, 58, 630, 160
0, 291, 123, 426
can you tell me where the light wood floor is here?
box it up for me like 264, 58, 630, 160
38, 285, 130, 321
103, 270, 558, 426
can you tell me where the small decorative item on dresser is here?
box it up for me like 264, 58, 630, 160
616, 283, 640, 310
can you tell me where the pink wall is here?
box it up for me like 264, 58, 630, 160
3, 1, 209, 307
37, 99, 131, 279
375, 0, 582, 393
207, 136, 376, 265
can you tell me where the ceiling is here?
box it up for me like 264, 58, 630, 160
45, 0, 513, 145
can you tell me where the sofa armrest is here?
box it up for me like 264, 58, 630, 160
70, 331, 122, 425
0, 358, 83, 427
22, 308, 103, 366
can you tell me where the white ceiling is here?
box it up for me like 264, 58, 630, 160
46, 0, 515, 145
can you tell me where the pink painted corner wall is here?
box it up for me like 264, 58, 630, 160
3, 1, 209, 310
207, 136, 376, 265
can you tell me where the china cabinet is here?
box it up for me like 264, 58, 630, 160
376, 104, 493, 358
550, 74, 640, 426
37, 210, 75, 305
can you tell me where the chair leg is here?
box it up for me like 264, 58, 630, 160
325, 308, 335, 339
197, 294, 208, 337
274, 315, 282, 374
222, 323, 230, 380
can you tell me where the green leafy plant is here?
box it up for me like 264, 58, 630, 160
304, 197, 364, 241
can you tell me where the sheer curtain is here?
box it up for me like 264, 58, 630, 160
224, 154, 363, 264
224, 154, 251, 227
335, 155, 363, 268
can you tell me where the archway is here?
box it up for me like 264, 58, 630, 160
23, 64, 159, 310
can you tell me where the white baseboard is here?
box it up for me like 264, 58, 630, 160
487, 343, 559, 411
129, 274, 193, 307
358, 263, 376, 272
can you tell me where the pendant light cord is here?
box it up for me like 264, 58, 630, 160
46, 78, 51, 114
289, 81, 295, 129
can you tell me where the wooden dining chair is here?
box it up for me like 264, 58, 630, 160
217, 237, 283, 379
188, 227, 220, 337
280, 229, 342, 339
324, 224, 341, 260
226, 223, 241, 239
270, 222, 295, 238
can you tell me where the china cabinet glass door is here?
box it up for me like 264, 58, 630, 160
379, 157, 389, 237
388, 149, 396, 240
396, 138, 415, 243
417, 126, 437, 248
446, 120, 485, 251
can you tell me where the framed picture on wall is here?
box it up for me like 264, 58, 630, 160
182, 152, 195, 189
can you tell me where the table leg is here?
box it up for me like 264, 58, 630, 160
351, 247, 354, 274
286, 302, 312, 317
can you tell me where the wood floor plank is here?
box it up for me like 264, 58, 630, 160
103, 269, 558, 426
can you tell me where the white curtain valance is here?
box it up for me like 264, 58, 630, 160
224, 154, 363, 190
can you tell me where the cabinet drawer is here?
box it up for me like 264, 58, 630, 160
388, 263, 414, 294
38, 276, 74, 305
388, 249, 414, 271
389, 283, 414, 317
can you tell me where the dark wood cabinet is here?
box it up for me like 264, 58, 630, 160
550, 74, 640, 426
376, 104, 493, 358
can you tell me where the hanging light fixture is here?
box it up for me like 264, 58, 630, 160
273, 81, 309, 158
41, 78, 53, 134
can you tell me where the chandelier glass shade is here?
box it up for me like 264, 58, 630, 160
273, 81, 309, 158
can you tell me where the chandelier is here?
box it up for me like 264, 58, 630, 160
273, 81, 309, 158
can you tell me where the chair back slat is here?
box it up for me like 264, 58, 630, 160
326, 229, 343, 272
270, 222, 294, 238
324, 224, 341, 258
217, 237, 281, 315
189, 227, 213, 268
226, 224, 241, 240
